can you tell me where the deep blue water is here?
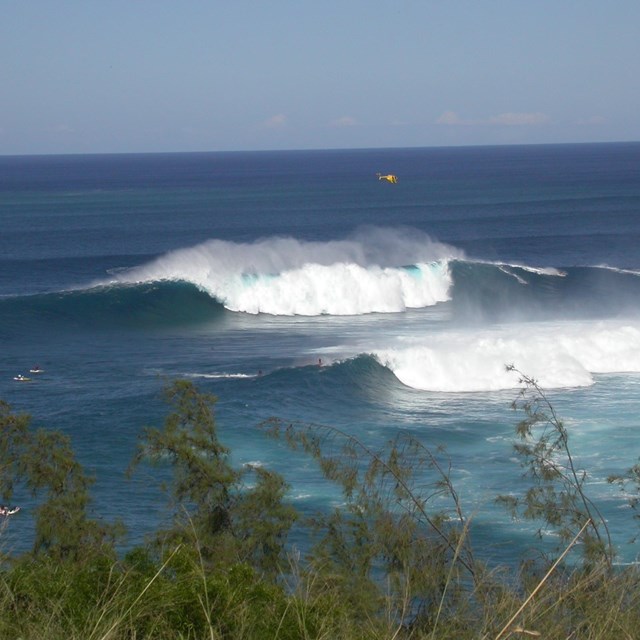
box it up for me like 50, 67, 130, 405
1, 143, 640, 565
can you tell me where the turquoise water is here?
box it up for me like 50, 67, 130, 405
1, 143, 640, 564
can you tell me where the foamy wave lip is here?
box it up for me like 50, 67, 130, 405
104, 227, 464, 316
225, 261, 452, 315
596, 264, 640, 276
485, 260, 567, 277
374, 321, 640, 392
512, 264, 567, 277
185, 372, 253, 379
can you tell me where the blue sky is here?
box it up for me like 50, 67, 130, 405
2, 1, 639, 154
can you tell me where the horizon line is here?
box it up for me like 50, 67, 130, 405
1, 139, 639, 159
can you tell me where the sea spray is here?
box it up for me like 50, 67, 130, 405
106, 228, 461, 315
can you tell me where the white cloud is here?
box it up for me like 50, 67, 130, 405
436, 111, 470, 125
330, 115, 358, 127
52, 124, 75, 133
436, 110, 550, 127
264, 114, 287, 128
488, 112, 550, 126
577, 115, 606, 125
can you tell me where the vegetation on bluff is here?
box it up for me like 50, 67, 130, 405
1, 375, 640, 639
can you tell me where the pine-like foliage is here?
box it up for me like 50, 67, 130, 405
129, 380, 298, 577
0, 400, 120, 561
497, 366, 613, 566
262, 417, 487, 634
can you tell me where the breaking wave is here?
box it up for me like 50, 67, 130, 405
94, 226, 640, 321
3, 228, 640, 398
371, 320, 640, 392
104, 227, 460, 316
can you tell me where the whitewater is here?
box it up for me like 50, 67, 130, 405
103, 227, 640, 393
107, 227, 459, 315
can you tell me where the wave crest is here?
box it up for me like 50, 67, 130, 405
106, 227, 462, 316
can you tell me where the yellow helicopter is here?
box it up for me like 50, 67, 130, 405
376, 173, 398, 184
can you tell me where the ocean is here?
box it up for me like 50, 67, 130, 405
1, 142, 640, 565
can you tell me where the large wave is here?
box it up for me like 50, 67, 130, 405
5, 227, 640, 338
102, 226, 640, 320
105, 227, 461, 316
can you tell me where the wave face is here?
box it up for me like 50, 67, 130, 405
105, 227, 461, 316
450, 261, 640, 322
0, 281, 223, 333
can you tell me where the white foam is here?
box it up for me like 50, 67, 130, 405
477, 259, 567, 277
508, 264, 567, 277
104, 227, 462, 316
186, 372, 253, 379
498, 265, 528, 285
596, 264, 640, 277
373, 320, 640, 392
226, 261, 451, 315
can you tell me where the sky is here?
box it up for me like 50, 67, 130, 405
1, 1, 639, 155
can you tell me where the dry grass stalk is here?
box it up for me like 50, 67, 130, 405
494, 519, 591, 640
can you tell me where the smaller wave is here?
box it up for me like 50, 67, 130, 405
186, 372, 255, 379
372, 320, 640, 392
